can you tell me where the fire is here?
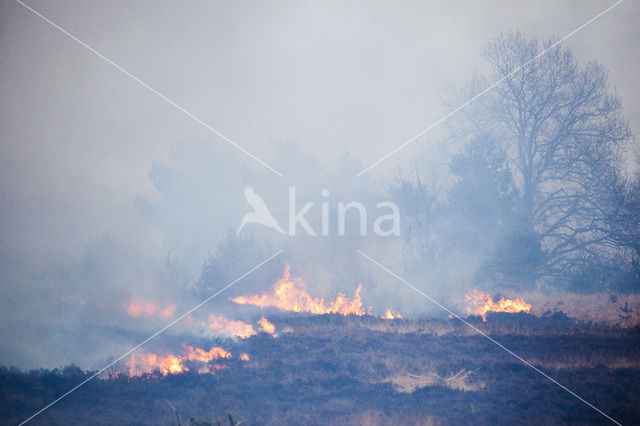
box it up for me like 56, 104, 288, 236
240, 353, 250, 361
125, 296, 176, 319
123, 344, 234, 377
382, 309, 403, 320
258, 316, 276, 335
231, 265, 366, 316
465, 290, 531, 322
207, 314, 256, 339
125, 351, 186, 377
206, 313, 281, 338
183, 344, 231, 362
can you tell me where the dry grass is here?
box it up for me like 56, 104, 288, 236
385, 369, 483, 393
521, 292, 640, 326
363, 320, 456, 336
359, 292, 640, 338
528, 356, 640, 370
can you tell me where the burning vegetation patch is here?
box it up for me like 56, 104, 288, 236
257, 316, 276, 335
231, 265, 403, 319
206, 314, 257, 339
30, 267, 640, 424
231, 265, 367, 315
106, 344, 244, 378
465, 290, 531, 321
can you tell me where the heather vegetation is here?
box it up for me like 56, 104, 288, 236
2, 313, 639, 425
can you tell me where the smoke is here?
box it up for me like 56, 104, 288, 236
1, 0, 638, 369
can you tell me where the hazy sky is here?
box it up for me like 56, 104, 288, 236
1, 0, 638, 368
1, 0, 638, 261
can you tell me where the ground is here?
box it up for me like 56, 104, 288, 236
2, 310, 639, 425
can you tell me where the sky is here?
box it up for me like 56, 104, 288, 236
1, 0, 638, 369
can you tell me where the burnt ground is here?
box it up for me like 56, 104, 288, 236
1, 313, 639, 425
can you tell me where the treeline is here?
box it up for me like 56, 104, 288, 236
392, 32, 639, 293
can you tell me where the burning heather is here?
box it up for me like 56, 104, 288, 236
232, 265, 402, 318
382, 309, 403, 320
206, 314, 257, 338
205, 313, 280, 338
231, 265, 366, 315
465, 291, 531, 322
184, 345, 231, 363
108, 273, 543, 382
258, 316, 277, 335
117, 344, 241, 378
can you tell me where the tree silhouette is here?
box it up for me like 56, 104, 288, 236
444, 32, 632, 285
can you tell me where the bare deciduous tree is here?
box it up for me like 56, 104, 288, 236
445, 32, 632, 284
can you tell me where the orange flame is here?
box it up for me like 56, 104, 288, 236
257, 316, 276, 335
125, 351, 186, 377
124, 344, 233, 377
232, 266, 366, 316
183, 344, 231, 362
240, 353, 250, 361
465, 290, 531, 322
207, 314, 256, 339
382, 309, 403, 320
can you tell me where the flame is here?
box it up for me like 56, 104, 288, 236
207, 314, 256, 338
382, 309, 403, 320
232, 265, 366, 316
465, 290, 531, 322
257, 316, 276, 335
125, 296, 176, 319
126, 351, 186, 377
123, 344, 233, 377
240, 353, 250, 361
183, 344, 231, 362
